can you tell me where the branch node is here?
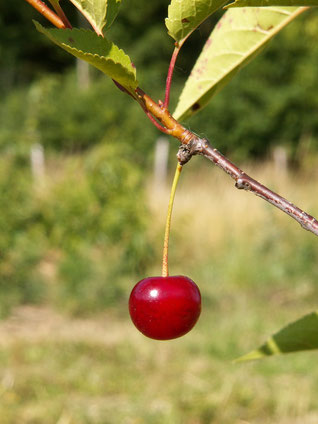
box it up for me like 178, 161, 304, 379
177, 144, 192, 165
235, 177, 250, 190
177, 136, 206, 164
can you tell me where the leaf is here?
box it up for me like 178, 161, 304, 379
236, 311, 318, 362
173, 6, 306, 121
68, 0, 121, 36
226, 0, 317, 8
165, 0, 228, 44
34, 22, 137, 92
103, 0, 122, 31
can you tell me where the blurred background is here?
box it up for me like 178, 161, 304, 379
0, 1, 318, 423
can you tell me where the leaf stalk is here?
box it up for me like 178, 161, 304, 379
162, 162, 183, 277
163, 45, 181, 109
50, 1, 72, 29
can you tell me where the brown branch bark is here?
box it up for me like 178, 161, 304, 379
24, 0, 68, 29
136, 89, 318, 238
180, 136, 318, 237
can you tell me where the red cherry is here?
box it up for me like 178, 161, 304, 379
129, 275, 201, 340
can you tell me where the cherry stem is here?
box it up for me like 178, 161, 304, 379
23, 0, 69, 29
163, 45, 181, 109
162, 162, 183, 278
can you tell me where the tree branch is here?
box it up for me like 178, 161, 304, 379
136, 87, 194, 144
24, 0, 68, 29
136, 88, 318, 237
184, 137, 318, 237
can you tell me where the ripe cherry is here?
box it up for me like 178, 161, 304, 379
129, 275, 201, 340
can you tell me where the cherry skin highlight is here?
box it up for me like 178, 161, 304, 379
129, 275, 201, 340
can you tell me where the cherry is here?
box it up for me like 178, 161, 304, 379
129, 163, 202, 340
129, 275, 201, 340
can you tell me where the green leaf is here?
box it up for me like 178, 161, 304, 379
165, 0, 228, 44
103, 0, 122, 31
34, 22, 137, 92
236, 311, 318, 362
68, 0, 121, 36
226, 0, 317, 8
173, 6, 306, 121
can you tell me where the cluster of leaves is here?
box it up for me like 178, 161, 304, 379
32, 0, 317, 120
1, 7, 318, 159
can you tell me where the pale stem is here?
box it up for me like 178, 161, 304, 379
162, 162, 183, 277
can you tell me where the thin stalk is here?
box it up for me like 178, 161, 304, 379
162, 163, 183, 277
145, 111, 173, 135
136, 88, 194, 144
24, 0, 67, 29
163, 45, 181, 109
50, 1, 72, 29
144, 110, 171, 135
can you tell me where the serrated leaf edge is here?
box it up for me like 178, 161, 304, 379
68, 0, 107, 36
60, 38, 137, 83
165, 0, 228, 43
174, 6, 305, 120
34, 23, 137, 89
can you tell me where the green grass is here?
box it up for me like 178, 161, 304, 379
0, 158, 318, 423
1, 301, 318, 424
